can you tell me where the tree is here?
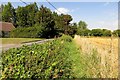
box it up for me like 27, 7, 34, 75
60, 14, 72, 35
35, 5, 56, 38
53, 12, 75, 37
102, 29, 111, 37
0, 4, 4, 21
26, 2, 38, 27
78, 21, 87, 30
77, 29, 91, 36
16, 6, 27, 27
77, 21, 88, 36
53, 12, 64, 35
16, 3, 38, 27
66, 23, 77, 37
2, 2, 16, 24
113, 29, 120, 37
91, 29, 103, 36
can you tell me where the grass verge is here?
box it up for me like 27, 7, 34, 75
72, 40, 101, 78
1, 38, 43, 44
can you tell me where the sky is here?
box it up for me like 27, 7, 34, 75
1, 1, 119, 30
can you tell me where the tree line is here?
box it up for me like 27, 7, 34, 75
1, 2, 120, 38
76, 21, 120, 37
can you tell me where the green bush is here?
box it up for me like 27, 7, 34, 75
113, 29, 120, 37
59, 35, 73, 42
10, 26, 43, 38
1, 35, 74, 79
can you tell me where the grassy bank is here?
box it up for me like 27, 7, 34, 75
70, 40, 101, 78
1, 38, 43, 44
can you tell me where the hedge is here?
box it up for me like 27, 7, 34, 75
1, 35, 75, 79
10, 26, 43, 38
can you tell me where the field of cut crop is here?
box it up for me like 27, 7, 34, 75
74, 35, 118, 78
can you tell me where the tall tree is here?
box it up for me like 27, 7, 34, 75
78, 21, 87, 30
53, 12, 64, 34
0, 4, 4, 21
16, 3, 38, 27
77, 21, 88, 36
26, 2, 38, 27
53, 13, 73, 36
2, 2, 15, 23
35, 5, 55, 38
61, 14, 72, 34
67, 23, 77, 37
16, 6, 27, 27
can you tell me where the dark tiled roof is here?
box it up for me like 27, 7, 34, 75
0, 22, 15, 31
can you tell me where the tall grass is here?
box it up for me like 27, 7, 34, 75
71, 42, 101, 78
73, 35, 118, 78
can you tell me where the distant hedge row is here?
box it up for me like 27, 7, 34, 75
77, 29, 120, 37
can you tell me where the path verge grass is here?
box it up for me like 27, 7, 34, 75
72, 39, 101, 78
1, 38, 43, 44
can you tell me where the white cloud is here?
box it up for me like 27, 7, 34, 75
55, 7, 69, 14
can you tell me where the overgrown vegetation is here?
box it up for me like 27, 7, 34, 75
1, 35, 77, 79
1, 34, 118, 79
72, 48, 101, 78
73, 35, 118, 78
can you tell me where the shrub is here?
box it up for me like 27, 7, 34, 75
10, 26, 43, 38
1, 35, 74, 79
77, 29, 91, 36
113, 29, 120, 37
59, 35, 73, 42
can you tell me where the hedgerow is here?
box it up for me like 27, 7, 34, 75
1, 35, 75, 79
10, 26, 43, 38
